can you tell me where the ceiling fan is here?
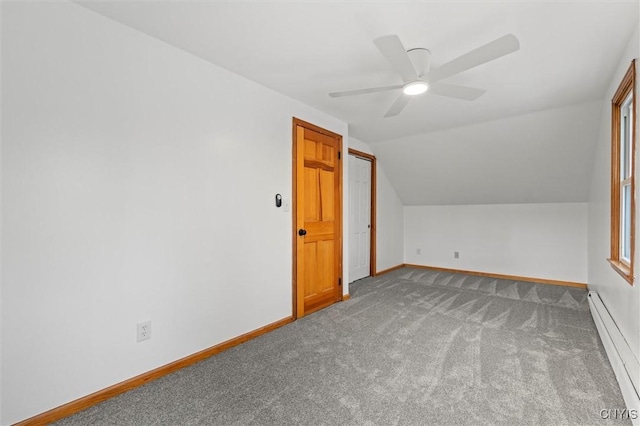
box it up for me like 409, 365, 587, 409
329, 34, 520, 117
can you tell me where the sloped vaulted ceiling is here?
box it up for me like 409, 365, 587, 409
371, 100, 603, 205
77, 0, 639, 205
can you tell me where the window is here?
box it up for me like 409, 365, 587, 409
609, 60, 636, 285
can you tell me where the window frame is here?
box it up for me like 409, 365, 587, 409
609, 60, 636, 285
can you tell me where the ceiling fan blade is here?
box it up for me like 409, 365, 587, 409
428, 82, 486, 100
329, 84, 403, 98
384, 94, 410, 118
426, 34, 520, 83
374, 35, 418, 82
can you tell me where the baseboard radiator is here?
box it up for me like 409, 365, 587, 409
588, 291, 640, 425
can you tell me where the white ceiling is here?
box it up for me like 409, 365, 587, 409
77, 0, 639, 205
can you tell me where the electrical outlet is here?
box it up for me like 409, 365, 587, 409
416, 248, 422, 255
454, 251, 460, 259
137, 320, 151, 342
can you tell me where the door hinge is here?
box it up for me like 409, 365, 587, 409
338, 278, 342, 286
338, 151, 341, 160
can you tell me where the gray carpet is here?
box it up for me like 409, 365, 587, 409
55, 267, 629, 425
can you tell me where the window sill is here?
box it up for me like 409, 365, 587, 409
608, 258, 635, 285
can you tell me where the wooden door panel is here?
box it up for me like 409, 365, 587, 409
304, 139, 317, 159
315, 239, 334, 293
303, 242, 318, 296
304, 168, 319, 221
320, 144, 334, 165
303, 240, 334, 297
319, 170, 334, 221
294, 119, 342, 317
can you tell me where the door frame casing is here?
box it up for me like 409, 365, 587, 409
348, 148, 377, 279
292, 117, 343, 320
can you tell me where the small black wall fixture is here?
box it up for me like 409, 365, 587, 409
275, 194, 282, 208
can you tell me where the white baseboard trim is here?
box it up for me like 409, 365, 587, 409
588, 291, 640, 425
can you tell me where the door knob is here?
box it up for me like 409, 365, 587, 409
298, 229, 307, 236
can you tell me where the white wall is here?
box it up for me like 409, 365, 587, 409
587, 25, 640, 371
1, 2, 350, 424
347, 138, 404, 274
404, 203, 588, 283
348, 137, 373, 155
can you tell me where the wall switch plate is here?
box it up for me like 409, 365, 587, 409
454, 251, 460, 259
137, 320, 151, 342
416, 248, 421, 255
283, 199, 290, 212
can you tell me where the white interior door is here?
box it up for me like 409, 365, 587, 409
349, 154, 372, 282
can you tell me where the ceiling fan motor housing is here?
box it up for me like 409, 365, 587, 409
407, 48, 431, 77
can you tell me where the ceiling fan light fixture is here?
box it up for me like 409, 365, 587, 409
403, 81, 429, 96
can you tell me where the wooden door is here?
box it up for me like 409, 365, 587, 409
349, 154, 372, 282
293, 118, 343, 318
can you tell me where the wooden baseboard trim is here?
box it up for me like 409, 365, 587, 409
16, 316, 294, 426
375, 264, 405, 276
342, 294, 351, 301
403, 264, 587, 289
